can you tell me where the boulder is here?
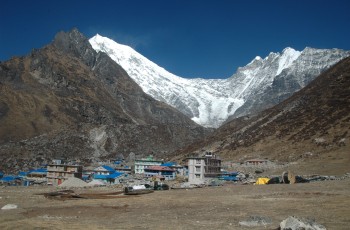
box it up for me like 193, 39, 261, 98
279, 216, 326, 230
1, 204, 18, 210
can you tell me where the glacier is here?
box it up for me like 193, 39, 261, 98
89, 34, 350, 128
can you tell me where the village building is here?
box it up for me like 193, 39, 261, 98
46, 161, 83, 186
90, 165, 125, 184
20, 168, 47, 185
93, 171, 125, 184
161, 162, 187, 176
111, 159, 132, 174
144, 165, 176, 180
115, 166, 132, 174
92, 165, 115, 175
187, 153, 221, 184
81, 166, 95, 181
134, 155, 163, 174
244, 158, 270, 166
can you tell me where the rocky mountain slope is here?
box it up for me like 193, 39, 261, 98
0, 29, 210, 173
90, 34, 350, 128
173, 57, 350, 175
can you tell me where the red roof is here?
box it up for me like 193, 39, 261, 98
145, 166, 175, 172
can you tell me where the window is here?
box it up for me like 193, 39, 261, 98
195, 166, 201, 172
195, 174, 200, 178
196, 159, 201, 164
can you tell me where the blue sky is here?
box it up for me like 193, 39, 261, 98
1, 0, 349, 79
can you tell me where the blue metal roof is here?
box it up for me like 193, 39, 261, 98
29, 168, 47, 173
108, 172, 124, 178
19, 171, 28, 176
19, 168, 47, 177
161, 162, 176, 167
93, 172, 124, 180
1, 175, 21, 182
102, 165, 115, 172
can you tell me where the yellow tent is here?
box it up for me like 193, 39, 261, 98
255, 177, 270, 185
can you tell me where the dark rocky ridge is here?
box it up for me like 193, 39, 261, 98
0, 29, 210, 173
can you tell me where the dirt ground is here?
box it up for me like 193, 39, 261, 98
0, 179, 349, 230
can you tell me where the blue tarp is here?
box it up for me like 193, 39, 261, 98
220, 175, 239, 181
219, 172, 240, 181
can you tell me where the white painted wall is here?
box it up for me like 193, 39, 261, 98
188, 158, 205, 184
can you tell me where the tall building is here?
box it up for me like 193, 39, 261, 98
187, 153, 221, 184
46, 160, 83, 186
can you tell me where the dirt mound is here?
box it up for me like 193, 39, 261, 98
58, 177, 91, 188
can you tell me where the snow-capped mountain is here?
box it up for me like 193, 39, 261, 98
231, 47, 350, 118
89, 34, 350, 128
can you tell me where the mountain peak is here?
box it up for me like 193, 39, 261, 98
89, 35, 350, 128
255, 56, 262, 61
52, 28, 97, 67
90, 34, 135, 54
282, 47, 296, 54
276, 47, 301, 75
53, 28, 87, 47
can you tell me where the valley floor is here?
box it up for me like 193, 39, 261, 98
0, 179, 349, 229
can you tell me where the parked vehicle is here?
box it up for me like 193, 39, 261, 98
124, 184, 154, 195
